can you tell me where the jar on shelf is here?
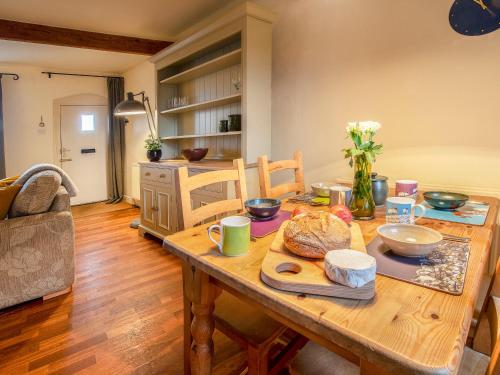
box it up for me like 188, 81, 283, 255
228, 114, 241, 131
219, 120, 229, 132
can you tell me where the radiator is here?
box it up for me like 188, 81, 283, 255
131, 163, 141, 203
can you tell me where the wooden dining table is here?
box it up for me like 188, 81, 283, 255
163, 195, 498, 375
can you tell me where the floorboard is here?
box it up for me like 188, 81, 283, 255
0, 208, 245, 374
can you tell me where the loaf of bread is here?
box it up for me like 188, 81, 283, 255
283, 211, 351, 259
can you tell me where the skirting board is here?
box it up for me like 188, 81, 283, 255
123, 195, 140, 207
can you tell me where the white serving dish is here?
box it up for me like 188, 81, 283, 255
376, 224, 443, 257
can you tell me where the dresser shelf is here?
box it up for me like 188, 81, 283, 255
161, 131, 241, 141
160, 49, 241, 85
160, 93, 241, 115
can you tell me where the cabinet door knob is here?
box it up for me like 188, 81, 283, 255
160, 174, 166, 178
145, 172, 151, 176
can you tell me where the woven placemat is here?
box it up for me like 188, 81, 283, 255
367, 236, 470, 295
288, 192, 329, 206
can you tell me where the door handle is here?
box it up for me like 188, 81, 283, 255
60, 158, 72, 162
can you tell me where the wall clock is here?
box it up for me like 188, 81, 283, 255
449, 0, 500, 35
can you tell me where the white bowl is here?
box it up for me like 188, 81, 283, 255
376, 224, 443, 257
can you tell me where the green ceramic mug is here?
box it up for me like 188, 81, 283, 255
207, 216, 251, 256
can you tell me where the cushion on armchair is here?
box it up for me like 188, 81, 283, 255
0, 175, 19, 187
0, 185, 22, 219
9, 171, 62, 218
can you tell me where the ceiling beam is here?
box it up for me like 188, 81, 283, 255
0, 19, 173, 55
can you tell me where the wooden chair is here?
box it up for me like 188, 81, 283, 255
257, 150, 305, 199
176, 159, 288, 375
289, 257, 500, 375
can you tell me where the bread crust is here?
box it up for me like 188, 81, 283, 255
284, 211, 351, 259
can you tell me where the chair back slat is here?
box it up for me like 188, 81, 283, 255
268, 159, 300, 172
270, 183, 304, 199
472, 257, 500, 374
258, 150, 305, 199
486, 296, 500, 375
186, 169, 241, 192
176, 159, 248, 229
190, 199, 244, 227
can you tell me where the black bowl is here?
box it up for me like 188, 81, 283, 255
423, 191, 469, 210
244, 198, 281, 219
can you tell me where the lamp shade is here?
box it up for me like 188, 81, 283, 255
114, 92, 146, 116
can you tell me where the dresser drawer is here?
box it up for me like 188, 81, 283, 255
141, 166, 173, 185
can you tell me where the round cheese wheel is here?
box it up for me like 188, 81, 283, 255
324, 249, 376, 288
283, 211, 351, 259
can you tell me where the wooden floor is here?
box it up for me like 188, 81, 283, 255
0, 207, 246, 374
71, 201, 135, 219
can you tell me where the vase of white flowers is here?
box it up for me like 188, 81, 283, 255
343, 121, 383, 220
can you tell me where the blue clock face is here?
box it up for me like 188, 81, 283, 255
449, 0, 500, 36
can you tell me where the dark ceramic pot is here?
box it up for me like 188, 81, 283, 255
147, 149, 162, 162
181, 148, 208, 162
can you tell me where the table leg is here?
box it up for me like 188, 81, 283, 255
183, 263, 218, 375
182, 262, 193, 375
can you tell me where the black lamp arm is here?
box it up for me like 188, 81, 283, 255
127, 91, 158, 139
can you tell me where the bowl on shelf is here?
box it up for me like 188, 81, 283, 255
311, 182, 335, 197
423, 191, 469, 210
245, 198, 281, 220
181, 148, 209, 162
377, 224, 443, 257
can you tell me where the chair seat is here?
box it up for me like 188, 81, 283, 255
458, 346, 489, 375
289, 342, 490, 375
289, 342, 359, 375
214, 291, 286, 347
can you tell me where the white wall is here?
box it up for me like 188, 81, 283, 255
260, 0, 500, 197
123, 60, 157, 200
0, 63, 108, 175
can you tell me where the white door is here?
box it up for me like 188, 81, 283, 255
60, 105, 108, 205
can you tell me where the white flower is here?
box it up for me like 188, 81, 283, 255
346, 122, 359, 133
359, 121, 381, 133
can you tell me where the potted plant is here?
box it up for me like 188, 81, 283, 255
145, 135, 162, 162
343, 121, 383, 220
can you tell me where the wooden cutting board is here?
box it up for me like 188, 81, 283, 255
260, 221, 375, 300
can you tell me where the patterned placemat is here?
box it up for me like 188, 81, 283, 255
247, 210, 291, 238
367, 236, 470, 295
288, 192, 329, 206
420, 201, 489, 226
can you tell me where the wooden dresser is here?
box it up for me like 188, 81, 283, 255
138, 160, 244, 239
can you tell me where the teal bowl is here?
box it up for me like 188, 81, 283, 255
423, 191, 469, 210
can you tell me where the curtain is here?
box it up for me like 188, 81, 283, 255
0, 76, 5, 179
106, 77, 125, 203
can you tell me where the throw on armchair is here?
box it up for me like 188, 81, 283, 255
0, 166, 77, 310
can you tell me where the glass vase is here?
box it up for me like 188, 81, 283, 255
349, 155, 375, 220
